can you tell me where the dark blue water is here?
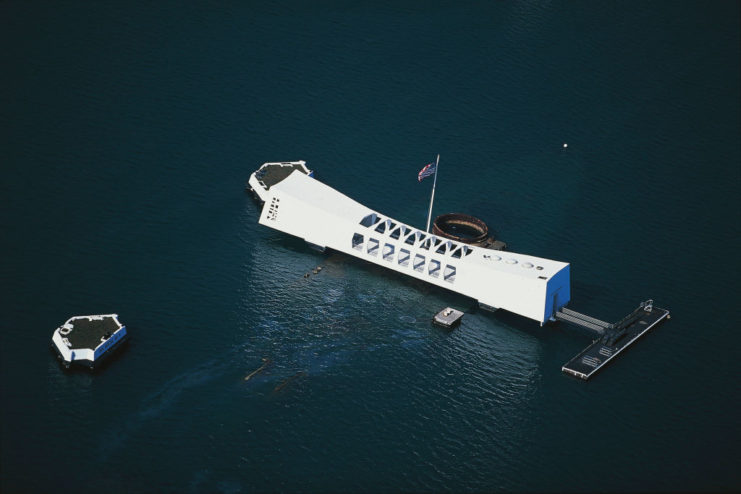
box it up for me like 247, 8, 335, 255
2, 1, 739, 492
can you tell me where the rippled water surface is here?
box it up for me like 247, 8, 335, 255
2, 1, 739, 492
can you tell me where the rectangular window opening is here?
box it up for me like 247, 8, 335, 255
398, 248, 411, 267
382, 243, 395, 262
352, 233, 364, 250
443, 265, 456, 283
428, 259, 441, 278
413, 254, 426, 272
367, 238, 379, 256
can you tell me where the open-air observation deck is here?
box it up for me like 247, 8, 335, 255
248, 160, 669, 379
249, 161, 570, 325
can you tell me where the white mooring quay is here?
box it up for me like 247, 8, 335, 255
51, 314, 128, 370
249, 161, 571, 325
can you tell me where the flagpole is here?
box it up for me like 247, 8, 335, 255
425, 154, 440, 233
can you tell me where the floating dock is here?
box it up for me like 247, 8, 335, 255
560, 301, 670, 380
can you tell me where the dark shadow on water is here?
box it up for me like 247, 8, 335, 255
272, 239, 583, 344
272, 370, 307, 394
265, 234, 326, 259
318, 246, 475, 308
475, 306, 554, 340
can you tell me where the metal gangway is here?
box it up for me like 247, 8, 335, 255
554, 307, 612, 335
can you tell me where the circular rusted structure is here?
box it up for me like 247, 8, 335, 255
432, 213, 490, 245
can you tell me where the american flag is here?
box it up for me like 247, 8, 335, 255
418, 161, 436, 182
